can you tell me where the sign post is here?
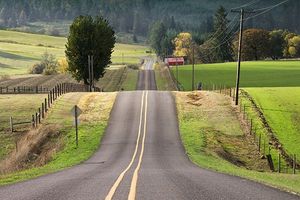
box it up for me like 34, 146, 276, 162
71, 105, 82, 148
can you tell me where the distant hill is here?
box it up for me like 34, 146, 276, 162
0, 0, 299, 36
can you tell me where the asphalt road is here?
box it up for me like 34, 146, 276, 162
136, 58, 157, 90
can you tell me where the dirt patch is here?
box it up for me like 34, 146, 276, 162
0, 125, 62, 174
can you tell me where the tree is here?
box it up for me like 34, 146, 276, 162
288, 35, 300, 58
173, 32, 193, 62
233, 29, 270, 61
65, 15, 116, 84
161, 29, 176, 57
212, 6, 233, 62
41, 52, 58, 75
269, 30, 286, 60
283, 32, 297, 57
149, 21, 167, 56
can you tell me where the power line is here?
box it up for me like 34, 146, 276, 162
244, 0, 289, 21
231, 0, 261, 10
203, 14, 239, 45
253, 0, 289, 12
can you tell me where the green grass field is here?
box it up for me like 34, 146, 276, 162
172, 61, 300, 91
175, 91, 300, 194
244, 87, 300, 158
0, 30, 149, 75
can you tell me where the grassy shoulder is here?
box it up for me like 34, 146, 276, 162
171, 61, 300, 90
120, 68, 138, 91
154, 62, 177, 91
0, 92, 116, 186
174, 91, 300, 194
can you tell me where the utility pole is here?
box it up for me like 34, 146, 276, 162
231, 8, 255, 105
192, 45, 195, 91
176, 57, 179, 89
91, 55, 94, 91
88, 55, 94, 92
88, 55, 91, 92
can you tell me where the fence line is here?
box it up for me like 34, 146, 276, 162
205, 83, 298, 174
9, 83, 101, 132
0, 83, 103, 94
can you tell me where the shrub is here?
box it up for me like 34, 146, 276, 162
58, 58, 69, 74
29, 63, 45, 74
43, 65, 58, 75
29, 52, 59, 75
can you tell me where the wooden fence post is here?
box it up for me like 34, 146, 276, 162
52, 88, 55, 101
32, 114, 35, 128
49, 91, 52, 105
38, 108, 41, 123
42, 103, 45, 119
10, 117, 13, 133
35, 112, 38, 126
45, 98, 48, 112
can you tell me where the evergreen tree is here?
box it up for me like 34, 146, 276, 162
213, 6, 233, 62
149, 21, 167, 56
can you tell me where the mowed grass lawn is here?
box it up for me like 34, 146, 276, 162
245, 87, 300, 157
0, 30, 149, 75
172, 61, 300, 90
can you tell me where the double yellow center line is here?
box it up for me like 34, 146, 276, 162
105, 91, 148, 200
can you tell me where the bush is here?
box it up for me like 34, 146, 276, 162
29, 52, 59, 75
43, 65, 58, 75
58, 58, 69, 74
29, 63, 45, 74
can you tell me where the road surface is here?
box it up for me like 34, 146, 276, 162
136, 58, 157, 90
0, 58, 299, 199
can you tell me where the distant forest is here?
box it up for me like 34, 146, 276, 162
0, 0, 299, 36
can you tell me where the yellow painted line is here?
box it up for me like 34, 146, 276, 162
105, 91, 146, 200
145, 71, 149, 90
128, 91, 148, 200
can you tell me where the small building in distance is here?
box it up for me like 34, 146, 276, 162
165, 57, 185, 66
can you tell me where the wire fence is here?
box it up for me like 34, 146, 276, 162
203, 83, 298, 174
7, 83, 101, 133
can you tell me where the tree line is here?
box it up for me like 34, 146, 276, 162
0, 0, 299, 38
149, 5, 300, 63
